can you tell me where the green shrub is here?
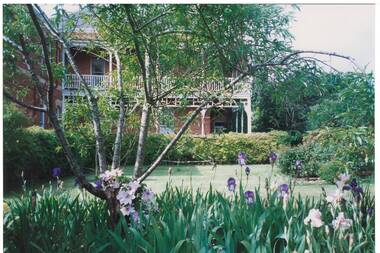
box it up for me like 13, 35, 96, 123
4, 126, 70, 190
304, 127, 374, 176
319, 160, 347, 183
63, 131, 291, 166
278, 145, 319, 177
279, 127, 374, 179
3, 103, 69, 189
168, 131, 290, 164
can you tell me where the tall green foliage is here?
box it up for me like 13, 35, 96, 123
252, 64, 328, 132
307, 73, 374, 130
4, 184, 375, 252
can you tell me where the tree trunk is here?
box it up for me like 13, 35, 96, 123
137, 101, 208, 183
133, 103, 150, 178
33, 5, 108, 173
111, 52, 126, 170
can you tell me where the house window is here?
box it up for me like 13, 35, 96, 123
91, 57, 105, 75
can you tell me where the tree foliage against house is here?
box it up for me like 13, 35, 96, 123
3, 4, 355, 226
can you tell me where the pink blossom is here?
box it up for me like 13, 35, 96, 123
336, 173, 351, 189
142, 189, 155, 202
132, 211, 139, 223
100, 168, 123, 182
338, 173, 350, 183
326, 189, 345, 206
304, 209, 324, 228
120, 206, 135, 216
332, 212, 353, 230
117, 190, 135, 206
128, 181, 140, 193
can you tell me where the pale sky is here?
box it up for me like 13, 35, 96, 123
41, 4, 375, 73
289, 4, 375, 73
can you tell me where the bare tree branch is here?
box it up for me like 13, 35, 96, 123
155, 30, 194, 37
4, 90, 47, 112
137, 100, 209, 183
27, 5, 55, 111
249, 50, 356, 71
136, 8, 173, 32
33, 4, 108, 173
124, 5, 151, 101
21, 5, 107, 199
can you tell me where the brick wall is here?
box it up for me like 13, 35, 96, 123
174, 108, 212, 135
69, 49, 111, 75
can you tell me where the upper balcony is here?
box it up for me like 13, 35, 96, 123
63, 74, 251, 99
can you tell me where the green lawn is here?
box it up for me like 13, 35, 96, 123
4, 164, 374, 200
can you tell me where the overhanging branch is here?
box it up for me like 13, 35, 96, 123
4, 90, 47, 112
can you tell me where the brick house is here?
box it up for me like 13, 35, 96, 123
9, 17, 253, 135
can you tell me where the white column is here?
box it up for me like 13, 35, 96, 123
235, 109, 238, 133
109, 51, 112, 84
240, 107, 244, 133
201, 109, 207, 136
244, 100, 252, 134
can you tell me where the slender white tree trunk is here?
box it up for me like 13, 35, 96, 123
111, 52, 126, 170
133, 103, 150, 178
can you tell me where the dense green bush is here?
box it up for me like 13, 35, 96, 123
3, 103, 69, 189
319, 160, 347, 183
304, 127, 374, 176
278, 145, 319, 177
4, 183, 375, 252
279, 127, 374, 181
4, 126, 69, 189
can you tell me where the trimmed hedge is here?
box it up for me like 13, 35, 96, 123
279, 127, 374, 181
168, 131, 290, 164
65, 131, 291, 166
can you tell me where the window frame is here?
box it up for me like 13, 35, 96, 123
90, 57, 106, 76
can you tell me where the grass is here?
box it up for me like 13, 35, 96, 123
4, 164, 374, 200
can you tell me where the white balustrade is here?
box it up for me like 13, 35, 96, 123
64, 74, 250, 97
64, 74, 110, 90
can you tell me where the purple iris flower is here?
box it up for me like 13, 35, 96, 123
353, 186, 363, 195
245, 166, 251, 176
342, 185, 352, 191
237, 151, 247, 165
269, 152, 278, 163
95, 180, 102, 189
244, 191, 255, 205
350, 179, 358, 188
227, 177, 236, 192
295, 160, 302, 169
343, 178, 363, 195
52, 167, 62, 178
278, 183, 289, 194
